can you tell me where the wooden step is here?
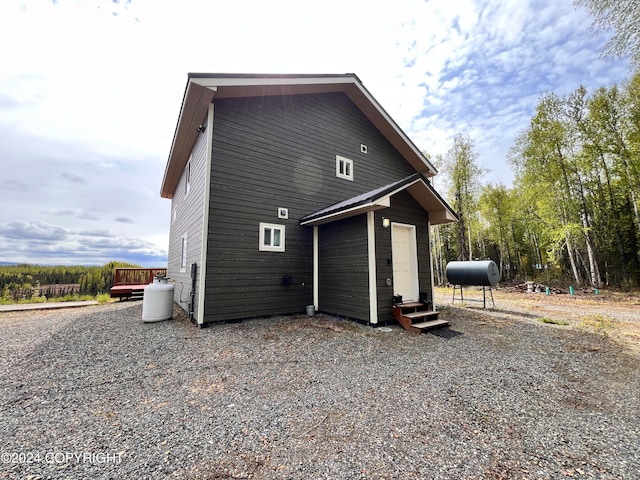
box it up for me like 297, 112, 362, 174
392, 305, 448, 333
395, 302, 423, 308
412, 319, 450, 330
403, 310, 439, 320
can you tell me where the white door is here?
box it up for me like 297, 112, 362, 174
391, 223, 419, 302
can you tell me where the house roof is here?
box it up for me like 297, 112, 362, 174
299, 173, 458, 226
160, 73, 439, 199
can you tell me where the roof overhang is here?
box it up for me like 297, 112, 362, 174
300, 173, 457, 226
160, 73, 438, 199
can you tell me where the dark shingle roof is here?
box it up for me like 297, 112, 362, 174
300, 173, 457, 226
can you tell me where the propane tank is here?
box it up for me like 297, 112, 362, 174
445, 260, 500, 287
142, 275, 175, 323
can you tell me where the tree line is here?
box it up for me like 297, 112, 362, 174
431, 70, 640, 288
0, 261, 141, 301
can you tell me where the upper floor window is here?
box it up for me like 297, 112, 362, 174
259, 223, 285, 252
184, 159, 191, 196
336, 155, 353, 181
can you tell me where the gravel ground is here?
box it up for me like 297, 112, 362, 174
1, 301, 639, 479
438, 287, 640, 351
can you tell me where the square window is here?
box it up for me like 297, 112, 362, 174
360, 144, 368, 154
259, 223, 285, 252
336, 155, 354, 181
278, 207, 289, 219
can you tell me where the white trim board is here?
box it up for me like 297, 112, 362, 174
367, 211, 378, 324
197, 103, 214, 325
313, 226, 319, 310
391, 222, 419, 302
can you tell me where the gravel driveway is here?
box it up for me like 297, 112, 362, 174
1, 302, 639, 479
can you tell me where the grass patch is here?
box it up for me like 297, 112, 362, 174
0, 293, 110, 305
47, 294, 97, 302
97, 293, 112, 305
0, 297, 47, 305
0, 296, 49, 305
539, 317, 570, 326
581, 314, 616, 335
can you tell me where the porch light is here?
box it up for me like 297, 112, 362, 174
382, 217, 391, 228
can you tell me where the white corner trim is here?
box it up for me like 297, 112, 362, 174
428, 220, 436, 311
367, 211, 378, 324
197, 103, 214, 325
313, 226, 319, 310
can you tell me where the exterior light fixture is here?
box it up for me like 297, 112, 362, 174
382, 217, 391, 228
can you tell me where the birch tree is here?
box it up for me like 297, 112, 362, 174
510, 76, 640, 287
441, 134, 485, 261
575, 0, 640, 68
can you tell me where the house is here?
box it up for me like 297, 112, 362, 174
160, 73, 456, 327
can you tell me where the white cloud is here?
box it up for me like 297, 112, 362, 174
0, 220, 166, 266
0, 0, 632, 264
388, 0, 630, 181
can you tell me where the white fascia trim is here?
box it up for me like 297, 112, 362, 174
367, 211, 378, 324
300, 197, 391, 226
313, 226, 319, 310
190, 75, 359, 89
161, 85, 217, 199
379, 180, 423, 205
197, 103, 214, 325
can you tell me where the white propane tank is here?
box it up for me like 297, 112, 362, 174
142, 276, 175, 323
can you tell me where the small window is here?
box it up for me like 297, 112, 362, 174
278, 207, 289, 219
259, 223, 285, 252
185, 159, 191, 196
180, 233, 188, 272
336, 155, 353, 181
360, 144, 368, 154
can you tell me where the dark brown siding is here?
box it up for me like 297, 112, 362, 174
374, 191, 431, 323
204, 92, 417, 322
318, 216, 369, 321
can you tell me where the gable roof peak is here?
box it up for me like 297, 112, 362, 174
161, 72, 437, 198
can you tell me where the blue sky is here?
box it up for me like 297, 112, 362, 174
0, 0, 632, 266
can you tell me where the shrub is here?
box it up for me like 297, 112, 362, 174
539, 317, 569, 325
97, 293, 111, 305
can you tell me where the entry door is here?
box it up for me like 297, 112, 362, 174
391, 223, 419, 302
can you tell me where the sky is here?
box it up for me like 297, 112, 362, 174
0, 0, 632, 266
